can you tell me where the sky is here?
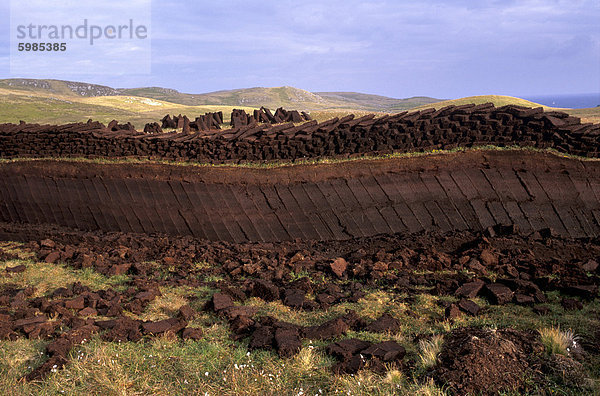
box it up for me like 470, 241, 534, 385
0, 0, 599, 99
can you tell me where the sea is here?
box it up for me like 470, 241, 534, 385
523, 93, 600, 109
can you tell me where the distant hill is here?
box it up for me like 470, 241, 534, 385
315, 92, 441, 112
119, 86, 328, 109
0, 78, 442, 112
0, 80, 255, 128
118, 86, 443, 112
0, 78, 120, 97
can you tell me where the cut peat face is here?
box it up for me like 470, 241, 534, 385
1, 150, 599, 242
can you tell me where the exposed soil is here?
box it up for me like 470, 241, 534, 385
2, 150, 600, 242
433, 327, 544, 395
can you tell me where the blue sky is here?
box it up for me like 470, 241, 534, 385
1, 0, 599, 99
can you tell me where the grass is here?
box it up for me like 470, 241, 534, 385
539, 326, 575, 356
0, 323, 440, 395
418, 335, 444, 370
136, 286, 196, 322
2, 144, 599, 176
566, 107, 600, 124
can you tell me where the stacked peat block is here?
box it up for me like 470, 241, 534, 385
161, 112, 224, 132
1, 104, 599, 163
272, 107, 309, 123
232, 107, 311, 128
160, 114, 185, 130
254, 107, 312, 124
254, 107, 274, 123
190, 112, 223, 131
143, 122, 163, 134
231, 109, 256, 128
107, 120, 136, 132
161, 115, 177, 129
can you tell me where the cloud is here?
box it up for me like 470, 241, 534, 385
0, 0, 599, 97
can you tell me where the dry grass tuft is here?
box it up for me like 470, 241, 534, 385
539, 326, 575, 356
384, 369, 404, 385
418, 334, 445, 369
137, 286, 192, 321
412, 378, 448, 396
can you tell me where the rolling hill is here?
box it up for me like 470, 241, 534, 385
0, 78, 598, 127
0, 79, 442, 112
315, 92, 441, 112
409, 95, 559, 111
118, 86, 441, 112
0, 78, 120, 97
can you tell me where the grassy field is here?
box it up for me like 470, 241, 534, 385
0, 242, 597, 395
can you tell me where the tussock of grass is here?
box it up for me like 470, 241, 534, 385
0, 338, 46, 381
245, 297, 355, 328
539, 326, 575, 356
418, 335, 444, 369
411, 378, 448, 396
294, 346, 322, 373
384, 369, 404, 385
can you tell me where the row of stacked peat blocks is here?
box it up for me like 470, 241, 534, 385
0, 104, 598, 163
142, 107, 312, 134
